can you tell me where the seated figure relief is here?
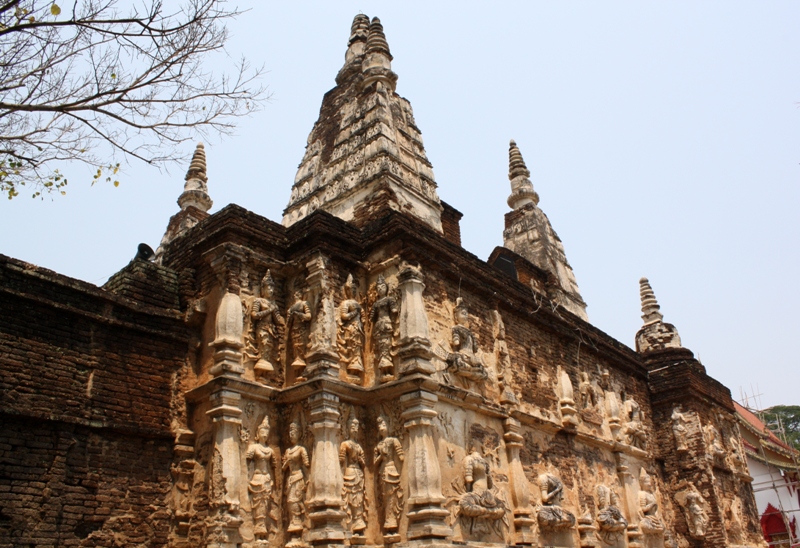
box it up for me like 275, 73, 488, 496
595, 484, 628, 543
536, 473, 576, 531
439, 298, 489, 391
446, 440, 508, 538
624, 398, 647, 450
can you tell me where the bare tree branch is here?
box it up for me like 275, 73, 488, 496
0, 0, 267, 198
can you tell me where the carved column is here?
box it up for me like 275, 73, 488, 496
615, 453, 643, 548
206, 389, 244, 547
396, 263, 435, 376
400, 390, 451, 540
504, 417, 536, 545
306, 392, 346, 544
305, 255, 340, 381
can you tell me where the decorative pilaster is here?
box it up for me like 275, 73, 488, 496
209, 291, 245, 377
614, 453, 643, 548
400, 390, 451, 540
305, 255, 340, 381
396, 263, 435, 376
306, 392, 346, 545
206, 389, 244, 547
504, 418, 536, 545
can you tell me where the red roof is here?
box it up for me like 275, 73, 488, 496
735, 401, 795, 453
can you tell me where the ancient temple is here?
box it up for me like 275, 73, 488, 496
0, 14, 767, 548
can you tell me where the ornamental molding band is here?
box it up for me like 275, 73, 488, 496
0, 13, 767, 548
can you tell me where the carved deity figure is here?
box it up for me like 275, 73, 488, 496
170, 459, 196, 521
579, 372, 598, 410
448, 441, 508, 537
374, 416, 404, 534
340, 418, 367, 535
704, 423, 727, 466
282, 421, 310, 535
624, 398, 647, 450
595, 484, 628, 543
638, 469, 664, 536
492, 310, 510, 386
537, 473, 576, 531
246, 417, 279, 542
445, 298, 488, 387
679, 486, 708, 538
337, 274, 364, 378
671, 406, 689, 452
370, 275, 398, 382
245, 271, 285, 381
286, 290, 312, 377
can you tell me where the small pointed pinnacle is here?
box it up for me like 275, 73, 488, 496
178, 142, 212, 212
349, 14, 370, 46
508, 140, 530, 181
506, 139, 539, 210
186, 142, 207, 184
639, 277, 664, 325
365, 17, 392, 59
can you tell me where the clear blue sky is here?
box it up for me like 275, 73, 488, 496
2, 2, 798, 409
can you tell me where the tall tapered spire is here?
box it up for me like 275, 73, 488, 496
178, 143, 212, 213
284, 14, 441, 233
635, 277, 682, 353
507, 140, 539, 209
501, 140, 586, 321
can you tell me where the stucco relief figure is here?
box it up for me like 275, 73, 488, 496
638, 469, 664, 536
374, 416, 404, 536
536, 473, 576, 531
579, 372, 598, 410
370, 275, 398, 382
337, 274, 365, 378
671, 406, 689, 452
340, 418, 367, 536
287, 290, 312, 378
447, 441, 508, 537
624, 398, 647, 450
246, 417, 279, 543
595, 484, 628, 543
492, 310, 510, 388
282, 421, 310, 536
245, 271, 285, 381
676, 484, 708, 539
170, 459, 196, 522
704, 423, 727, 467
443, 298, 488, 389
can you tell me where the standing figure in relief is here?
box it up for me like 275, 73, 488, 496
287, 289, 312, 378
682, 488, 708, 538
338, 274, 365, 378
704, 423, 727, 466
246, 416, 279, 543
282, 421, 310, 535
445, 298, 488, 387
536, 473, 576, 531
340, 417, 367, 535
579, 372, 598, 410
246, 271, 285, 381
370, 275, 398, 382
638, 469, 664, 535
374, 416, 404, 534
671, 406, 689, 452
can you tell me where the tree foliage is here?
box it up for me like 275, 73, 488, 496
763, 405, 800, 452
0, 0, 266, 198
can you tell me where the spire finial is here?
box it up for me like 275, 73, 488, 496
639, 277, 664, 325
506, 139, 539, 210
362, 16, 398, 91
337, 14, 371, 84
178, 142, 212, 212
349, 14, 370, 46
